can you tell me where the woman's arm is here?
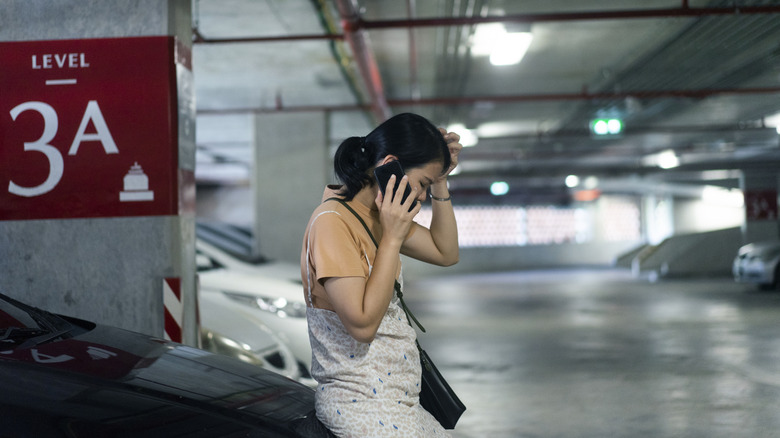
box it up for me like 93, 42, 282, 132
322, 235, 400, 343
323, 176, 421, 343
401, 131, 462, 266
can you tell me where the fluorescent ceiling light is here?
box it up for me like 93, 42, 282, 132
471, 24, 505, 56
446, 123, 478, 147
474, 120, 562, 138
764, 111, 780, 127
642, 149, 679, 169
657, 150, 680, 169
490, 32, 533, 66
471, 23, 533, 66
760, 111, 780, 134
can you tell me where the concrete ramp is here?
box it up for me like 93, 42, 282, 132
618, 227, 742, 278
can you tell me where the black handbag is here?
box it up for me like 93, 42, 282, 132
418, 345, 466, 429
327, 198, 466, 429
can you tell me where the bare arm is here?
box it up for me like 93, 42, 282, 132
401, 130, 462, 266
323, 176, 421, 343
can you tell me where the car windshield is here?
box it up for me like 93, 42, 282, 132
196, 220, 270, 265
0, 294, 75, 349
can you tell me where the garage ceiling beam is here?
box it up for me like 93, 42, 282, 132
357, 4, 780, 30
197, 86, 780, 115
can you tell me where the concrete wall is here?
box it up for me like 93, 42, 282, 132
673, 198, 743, 235
402, 240, 642, 278
0, 217, 182, 333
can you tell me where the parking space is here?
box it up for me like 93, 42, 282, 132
405, 269, 780, 438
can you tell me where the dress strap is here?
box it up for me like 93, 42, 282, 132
324, 197, 426, 333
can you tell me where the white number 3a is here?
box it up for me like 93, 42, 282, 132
8, 100, 118, 197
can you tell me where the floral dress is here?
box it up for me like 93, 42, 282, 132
306, 281, 450, 438
303, 193, 450, 437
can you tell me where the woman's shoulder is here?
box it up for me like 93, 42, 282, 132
308, 200, 356, 235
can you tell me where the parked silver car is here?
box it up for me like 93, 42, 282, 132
733, 240, 780, 290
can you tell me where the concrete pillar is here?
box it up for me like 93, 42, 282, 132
253, 112, 329, 264
643, 194, 674, 245
0, 0, 197, 345
740, 170, 779, 243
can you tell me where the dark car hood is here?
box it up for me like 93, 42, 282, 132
0, 320, 319, 437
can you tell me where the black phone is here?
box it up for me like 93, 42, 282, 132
373, 160, 418, 211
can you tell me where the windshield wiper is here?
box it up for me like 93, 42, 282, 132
0, 326, 74, 349
0, 294, 76, 348
0, 327, 48, 342
16, 327, 73, 349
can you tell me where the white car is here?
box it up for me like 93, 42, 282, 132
199, 290, 301, 382
196, 221, 315, 387
733, 240, 780, 290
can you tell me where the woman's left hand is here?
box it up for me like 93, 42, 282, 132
438, 128, 462, 177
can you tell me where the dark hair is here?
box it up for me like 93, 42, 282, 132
333, 113, 450, 200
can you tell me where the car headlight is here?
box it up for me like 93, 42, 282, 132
222, 291, 307, 318
200, 328, 289, 374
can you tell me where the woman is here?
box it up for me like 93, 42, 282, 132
301, 113, 461, 437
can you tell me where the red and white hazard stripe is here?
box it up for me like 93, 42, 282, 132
163, 278, 183, 343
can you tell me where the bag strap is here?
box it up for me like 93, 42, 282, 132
325, 197, 426, 334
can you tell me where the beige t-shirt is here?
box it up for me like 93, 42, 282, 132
301, 186, 414, 310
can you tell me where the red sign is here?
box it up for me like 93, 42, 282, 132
0, 37, 181, 220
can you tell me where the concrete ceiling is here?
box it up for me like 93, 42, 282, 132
192, 0, 780, 204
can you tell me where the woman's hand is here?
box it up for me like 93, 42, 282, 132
375, 175, 421, 245
438, 128, 463, 178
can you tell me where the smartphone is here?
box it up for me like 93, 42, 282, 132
373, 160, 418, 211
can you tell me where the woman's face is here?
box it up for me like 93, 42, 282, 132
404, 161, 443, 202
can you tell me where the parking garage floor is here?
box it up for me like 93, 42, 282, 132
404, 269, 780, 438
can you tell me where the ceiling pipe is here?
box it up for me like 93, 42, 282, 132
356, 4, 780, 30
198, 103, 368, 115
192, 2, 780, 45
192, 27, 343, 44
387, 86, 780, 105
333, 0, 392, 123
196, 85, 780, 115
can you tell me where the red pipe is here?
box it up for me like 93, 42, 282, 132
197, 86, 780, 115
197, 103, 368, 115
192, 3, 780, 44
387, 86, 780, 106
357, 5, 780, 30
